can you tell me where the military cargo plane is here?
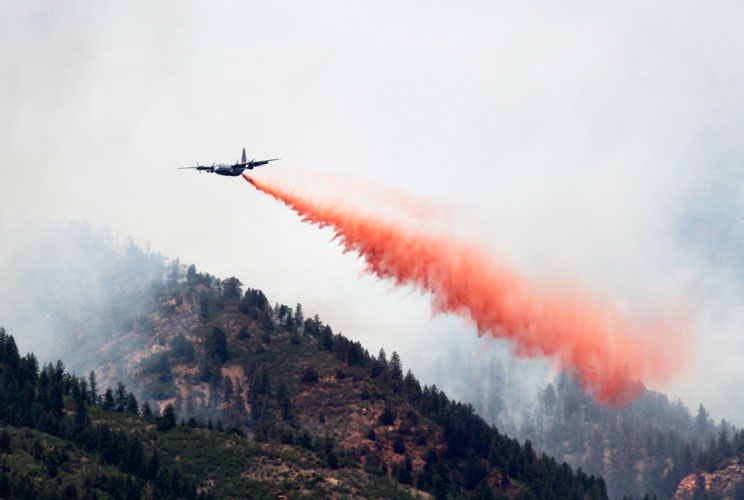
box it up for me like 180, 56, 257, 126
179, 148, 278, 176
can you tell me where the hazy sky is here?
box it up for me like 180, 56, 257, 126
2, 1, 744, 423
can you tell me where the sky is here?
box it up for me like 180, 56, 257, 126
2, 1, 744, 423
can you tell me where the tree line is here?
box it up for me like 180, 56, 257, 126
0, 327, 212, 500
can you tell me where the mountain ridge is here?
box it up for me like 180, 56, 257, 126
3, 223, 741, 499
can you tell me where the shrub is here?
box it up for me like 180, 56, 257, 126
301, 365, 319, 384
393, 434, 406, 454
378, 404, 396, 426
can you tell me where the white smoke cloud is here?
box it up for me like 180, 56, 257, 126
2, 1, 744, 424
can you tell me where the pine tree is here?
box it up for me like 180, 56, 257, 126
206, 327, 229, 363
49, 381, 64, 417
319, 326, 333, 351
222, 376, 234, 406
229, 380, 246, 427
145, 451, 160, 480
125, 437, 145, 474
115, 382, 127, 412
294, 303, 304, 329
390, 351, 403, 380
74, 396, 90, 433
696, 404, 712, 437
199, 290, 210, 321
222, 277, 243, 300
277, 382, 291, 421
78, 378, 88, 403
186, 264, 197, 284
379, 403, 396, 426
157, 404, 176, 431
126, 392, 139, 415
142, 401, 153, 418
377, 348, 387, 365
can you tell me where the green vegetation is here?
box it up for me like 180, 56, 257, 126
8, 219, 743, 499
0, 328, 421, 499
114, 264, 611, 500
524, 374, 744, 499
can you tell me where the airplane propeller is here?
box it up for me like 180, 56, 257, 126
178, 161, 215, 172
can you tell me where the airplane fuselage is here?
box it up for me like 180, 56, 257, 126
211, 161, 274, 176
212, 164, 245, 176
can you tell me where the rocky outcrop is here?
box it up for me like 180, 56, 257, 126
673, 460, 744, 500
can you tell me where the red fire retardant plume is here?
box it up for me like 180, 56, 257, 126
244, 173, 684, 407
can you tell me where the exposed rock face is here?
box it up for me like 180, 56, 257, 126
673, 460, 744, 500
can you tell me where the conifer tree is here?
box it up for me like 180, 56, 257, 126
186, 264, 197, 284
222, 277, 243, 300
390, 351, 403, 380
127, 392, 139, 415
116, 382, 127, 412
294, 303, 304, 329
157, 404, 176, 431
103, 389, 115, 410
206, 327, 229, 363
277, 382, 291, 421
142, 401, 153, 418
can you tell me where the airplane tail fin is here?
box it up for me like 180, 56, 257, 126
241, 148, 247, 164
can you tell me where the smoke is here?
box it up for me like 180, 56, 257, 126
0, 218, 167, 382
244, 173, 687, 406
278, 167, 454, 224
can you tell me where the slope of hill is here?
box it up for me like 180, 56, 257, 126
0, 328, 432, 500
0, 226, 611, 500
512, 374, 738, 499
672, 459, 744, 500
8, 223, 738, 499
81, 265, 609, 499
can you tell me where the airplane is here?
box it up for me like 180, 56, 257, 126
179, 148, 279, 176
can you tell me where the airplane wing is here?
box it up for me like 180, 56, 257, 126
179, 163, 214, 172
247, 158, 280, 169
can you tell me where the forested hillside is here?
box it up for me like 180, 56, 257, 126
513, 374, 739, 499
0, 225, 610, 499
2, 224, 742, 499
0, 327, 426, 499
97, 263, 609, 499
